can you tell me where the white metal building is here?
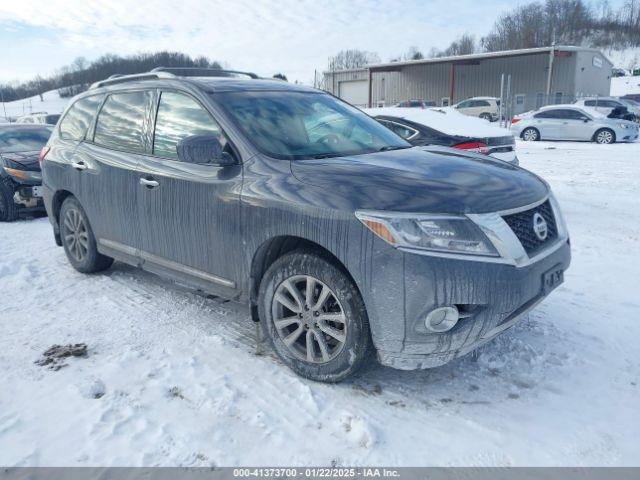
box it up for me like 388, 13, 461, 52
323, 46, 613, 114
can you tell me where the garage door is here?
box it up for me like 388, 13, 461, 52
338, 80, 368, 107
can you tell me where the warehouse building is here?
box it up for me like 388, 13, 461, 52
323, 46, 612, 114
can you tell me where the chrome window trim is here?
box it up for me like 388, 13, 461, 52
376, 118, 420, 141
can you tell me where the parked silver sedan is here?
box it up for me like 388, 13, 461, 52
511, 105, 639, 144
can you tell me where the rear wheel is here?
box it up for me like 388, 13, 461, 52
479, 112, 493, 121
594, 128, 615, 144
521, 127, 540, 141
259, 251, 374, 383
59, 196, 113, 273
0, 177, 18, 222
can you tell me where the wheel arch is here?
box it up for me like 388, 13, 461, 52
593, 127, 616, 143
521, 126, 540, 140
51, 189, 75, 245
248, 235, 360, 321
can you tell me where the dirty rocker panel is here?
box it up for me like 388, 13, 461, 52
98, 238, 236, 288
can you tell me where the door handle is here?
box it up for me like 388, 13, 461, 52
71, 162, 87, 171
139, 177, 159, 188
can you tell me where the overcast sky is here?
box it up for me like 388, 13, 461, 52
0, 0, 627, 84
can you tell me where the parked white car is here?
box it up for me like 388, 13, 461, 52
511, 105, 639, 144
452, 97, 500, 121
574, 97, 640, 119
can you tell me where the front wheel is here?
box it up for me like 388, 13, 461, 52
59, 196, 113, 273
521, 127, 540, 141
594, 128, 615, 144
258, 251, 374, 382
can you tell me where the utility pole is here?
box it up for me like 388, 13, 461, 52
546, 32, 556, 104
0, 84, 7, 120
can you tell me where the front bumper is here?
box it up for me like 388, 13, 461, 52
377, 239, 570, 369
362, 195, 571, 370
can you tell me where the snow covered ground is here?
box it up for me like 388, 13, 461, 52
0, 140, 639, 467
1, 90, 69, 119
611, 74, 640, 97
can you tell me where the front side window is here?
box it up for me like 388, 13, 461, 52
94, 91, 152, 154
59, 95, 104, 141
476, 100, 491, 107
153, 91, 223, 160
215, 91, 409, 160
0, 127, 53, 153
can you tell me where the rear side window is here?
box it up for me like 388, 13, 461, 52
534, 110, 558, 119
94, 91, 152, 154
153, 91, 223, 160
59, 95, 104, 141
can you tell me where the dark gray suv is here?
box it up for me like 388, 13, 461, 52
41, 68, 571, 382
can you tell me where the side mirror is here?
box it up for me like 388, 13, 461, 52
176, 135, 235, 166
582, 118, 590, 123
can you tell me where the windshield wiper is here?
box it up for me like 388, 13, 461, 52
378, 145, 409, 152
311, 153, 341, 159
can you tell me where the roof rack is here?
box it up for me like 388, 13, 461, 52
150, 67, 259, 79
89, 67, 260, 90
89, 72, 176, 90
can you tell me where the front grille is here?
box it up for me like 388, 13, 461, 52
502, 200, 558, 256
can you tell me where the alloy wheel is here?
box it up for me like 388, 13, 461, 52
271, 275, 347, 364
62, 208, 89, 262
523, 128, 538, 141
596, 130, 613, 144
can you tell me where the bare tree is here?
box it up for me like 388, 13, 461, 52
328, 50, 380, 71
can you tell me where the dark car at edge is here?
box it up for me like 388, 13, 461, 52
40, 68, 571, 382
0, 124, 52, 221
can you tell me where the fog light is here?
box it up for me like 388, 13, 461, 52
424, 306, 459, 333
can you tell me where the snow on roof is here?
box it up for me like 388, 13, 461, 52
364, 106, 511, 137
331, 46, 613, 73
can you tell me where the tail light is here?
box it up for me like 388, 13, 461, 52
38, 146, 50, 164
453, 142, 490, 155
511, 118, 521, 124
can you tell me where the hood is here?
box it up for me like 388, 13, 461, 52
0, 150, 41, 172
290, 147, 547, 214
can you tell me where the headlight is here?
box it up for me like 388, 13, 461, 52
619, 123, 630, 129
3, 167, 41, 181
355, 211, 499, 256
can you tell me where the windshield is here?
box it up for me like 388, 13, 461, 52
0, 127, 52, 153
620, 98, 639, 107
214, 91, 410, 160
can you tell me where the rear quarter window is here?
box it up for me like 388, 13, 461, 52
59, 95, 104, 141
94, 91, 153, 154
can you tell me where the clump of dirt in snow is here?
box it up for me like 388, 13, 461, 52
168, 386, 186, 400
34, 343, 88, 371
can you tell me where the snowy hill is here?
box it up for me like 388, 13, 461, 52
611, 75, 640, 96
1, 89, 70, 119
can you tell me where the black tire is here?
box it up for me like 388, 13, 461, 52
0, 177, 19, 222
479, 112, 493, 121
59, 196, 113, 273
258, 251, 374, 383
593, 128, 615, 144
521, 127, 540, 141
